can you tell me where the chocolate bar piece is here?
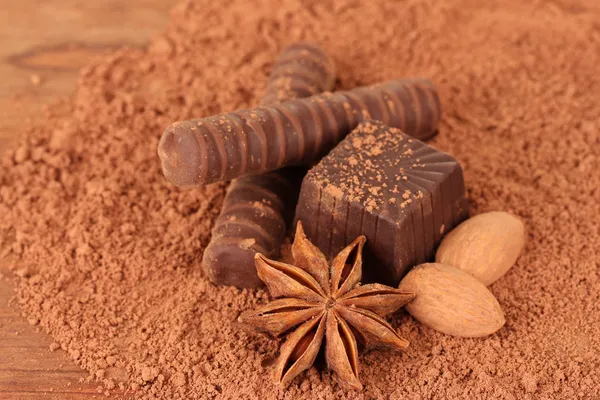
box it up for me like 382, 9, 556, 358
295, 121, 469, 286
262, 42, 336, 105
203, 169, 306, 287
202, 42, 335, 288
158, 79, 441, 187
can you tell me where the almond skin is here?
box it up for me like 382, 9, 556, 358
398, 263, 505, 337
435, 211, 525, 286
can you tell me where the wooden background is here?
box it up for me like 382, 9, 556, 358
0, 1, 177, 398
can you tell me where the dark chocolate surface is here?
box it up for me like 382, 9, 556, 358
262, 42, 336, 105
202, 42, 334, 288
203, 168, 304, 288
158, 79, 441, 187
295, 120, 469, 286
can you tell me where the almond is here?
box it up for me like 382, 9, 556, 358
398, 263, 505, 337
435, 211, 525, 286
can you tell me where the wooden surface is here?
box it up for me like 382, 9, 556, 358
0, 1, 177, 398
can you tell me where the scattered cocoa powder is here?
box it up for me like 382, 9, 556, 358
1, 0, 600, 399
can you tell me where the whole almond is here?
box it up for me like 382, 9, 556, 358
435, 211, 525, 286
398, 263, 505, 337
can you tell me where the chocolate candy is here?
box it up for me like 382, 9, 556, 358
158, 79, 440, 187
295, 120, 469, 286
202, 43, 335, 288
262, 42, 336, 105
203, 169, 305, 287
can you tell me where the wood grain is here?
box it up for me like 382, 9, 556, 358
0, 0, 177, 154
0, 0, 177, 398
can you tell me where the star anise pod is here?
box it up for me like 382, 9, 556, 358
239, 222, 415, 390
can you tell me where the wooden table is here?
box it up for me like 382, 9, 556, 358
0, 1, 177, 398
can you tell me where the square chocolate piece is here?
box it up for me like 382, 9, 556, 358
295, 120, 469, 286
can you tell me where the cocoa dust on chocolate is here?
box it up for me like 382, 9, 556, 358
296, 120, 468, 286
1, 0, 599, 399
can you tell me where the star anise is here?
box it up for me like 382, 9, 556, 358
239, 222, 415, 390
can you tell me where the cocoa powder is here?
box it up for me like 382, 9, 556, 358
1, 0, 599, 399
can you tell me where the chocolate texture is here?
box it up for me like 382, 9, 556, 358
202, 42, 335, 288
262, 42, 336, 105
158, 79, 441, 187
295, 121, 469, 286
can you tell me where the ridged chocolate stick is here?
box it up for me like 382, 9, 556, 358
262, 42, 335, 105
158, 78, 441, 187
202, 42, 335, 288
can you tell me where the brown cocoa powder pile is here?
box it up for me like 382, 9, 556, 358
1, 0, 600, 399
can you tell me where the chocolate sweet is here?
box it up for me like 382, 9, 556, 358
295, 121, 469, 286
202, 42, 335, 288
158, 79, 441, 187
203, 169, 305, 287
262, 42, 336, 105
